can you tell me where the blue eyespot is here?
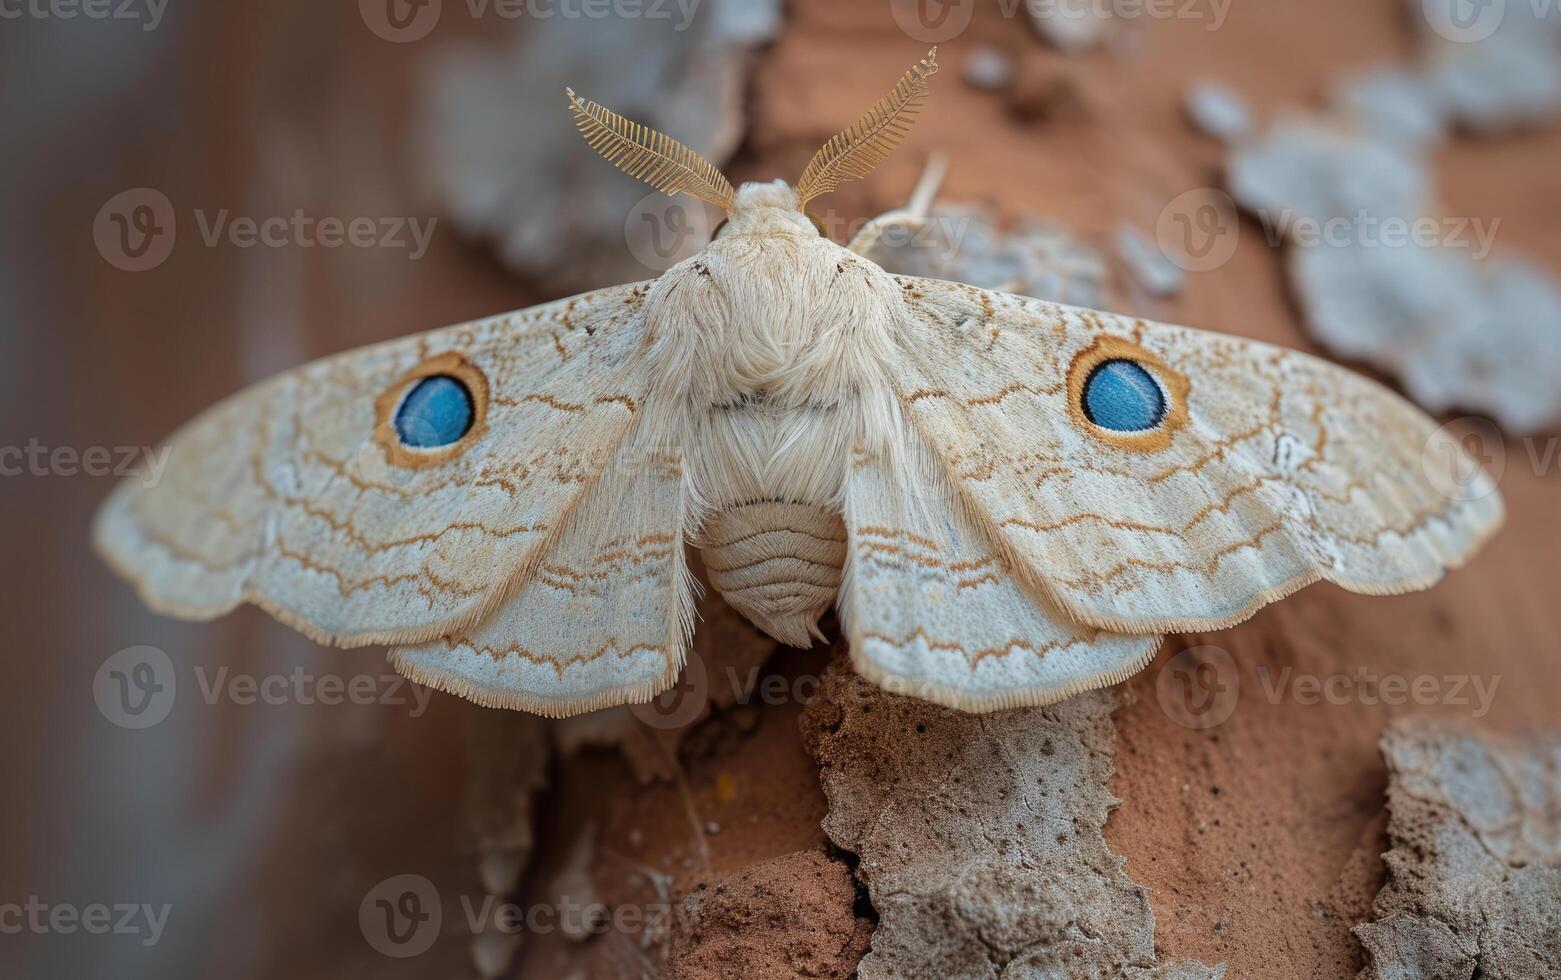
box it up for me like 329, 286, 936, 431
395, 376, 475, 448
1082, 360, 1166, 433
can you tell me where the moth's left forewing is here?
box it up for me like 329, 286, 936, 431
94, 375, 286, 620
93, 282, 663, 647
889, 278, 1504, 636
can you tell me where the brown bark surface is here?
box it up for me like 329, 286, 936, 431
6, 1, 1558, 978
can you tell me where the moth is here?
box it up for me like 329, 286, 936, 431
95, 50, 1503, 716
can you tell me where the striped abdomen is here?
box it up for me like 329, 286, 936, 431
699, 501, 847, 648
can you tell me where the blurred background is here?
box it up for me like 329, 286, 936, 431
3, 1, 1559, 977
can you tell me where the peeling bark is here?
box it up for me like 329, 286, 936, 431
1354, 719, 1561, 980
802, 660, 1225, 979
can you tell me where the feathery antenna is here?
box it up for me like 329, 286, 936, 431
565, 88, 736, 214
794, 48, 940, 211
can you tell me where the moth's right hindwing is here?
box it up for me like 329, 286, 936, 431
841, 433, 1162, 712
93, 282, 668, 650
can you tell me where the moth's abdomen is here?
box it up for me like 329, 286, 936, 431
700, 501, 846, 648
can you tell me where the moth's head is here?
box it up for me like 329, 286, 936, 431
564, 48, 939, 241
717, 180, 816, 238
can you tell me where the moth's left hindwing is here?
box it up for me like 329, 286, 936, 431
93, 282, 690, 677
389, 419, 693, 715
880, 279, 1504, 637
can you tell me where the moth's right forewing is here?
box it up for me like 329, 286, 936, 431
93, 282, 661, 648
886, 278, 1504, 636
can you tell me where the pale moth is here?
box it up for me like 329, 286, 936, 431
95, 50, 1503, 715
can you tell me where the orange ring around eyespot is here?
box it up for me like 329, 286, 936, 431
1065, 335, 1189, 453
372, 351, 491, 470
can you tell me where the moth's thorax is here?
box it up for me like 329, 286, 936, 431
644, 216, 905, 411
636, 183, 910, 649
